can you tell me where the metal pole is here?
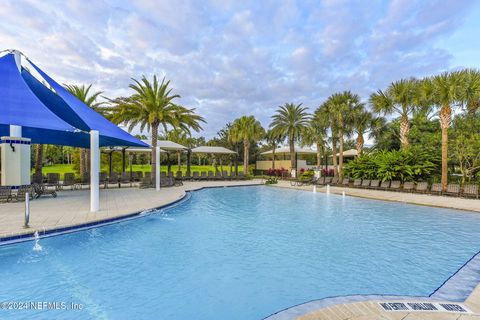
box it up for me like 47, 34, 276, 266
24, 192, 30, 228
90, 130, 100, 212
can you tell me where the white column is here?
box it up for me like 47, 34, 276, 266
90, 130, 100, 212
155, 146, 160, 191
10, 125, 22, 137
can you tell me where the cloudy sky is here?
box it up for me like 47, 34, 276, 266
1, 0, 480, 138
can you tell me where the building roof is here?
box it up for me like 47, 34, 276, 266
191, 146, 236, 154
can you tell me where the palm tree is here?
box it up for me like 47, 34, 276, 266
370, 78, 420, 149
230, 116, 265, 175
458, 69, 480, 117
270, 103, 310, 174
265, 129, 285, 169
420, 72, 462, 190
327, 91, 360, 178
64, 84, 105, 178
110, 76, 205, 181
351, 104, 385, 156
301, 117, 327, 167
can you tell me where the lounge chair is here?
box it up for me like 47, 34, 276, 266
134, 171, 143, 182
430, 183, 442, 195
379, 180, 390, 190
214, 171, 222, 180
324, 177, 333, 185
207, 171, 214, 180
0, 186, 12, 203
361, 179, 371, 188
120, 172, 132, 187
445, 183, 460, 197
46, 173, 60, 190
237, 172, 247, 180
99, 172, 108, 189
144, 172, 151, 182
341, 178, 350, 186
415, 181, 429, 193
389, 180, 401, 191
222, 171, 229, 180
77, 172, 91, 189
331, 176, 339, 185
32, 172, 44, 185
314, 177, 325, 185
200, 172, 208, 180
192, 172, 200, 181
184, 171, 191, 181
176, 171, 183, 181
62, 172, 76, 190
139, 175, 152, 189
14, 185, 34, 201
353, 179, 362, 187
402, 181, 415, 192
463, 184, 479, 198
32, 183, 56, 199
369, 180, 380, 189
107, 172, 119, 188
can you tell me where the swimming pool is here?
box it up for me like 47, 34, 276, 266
0, 186, 479, 319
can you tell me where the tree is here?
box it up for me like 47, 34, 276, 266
270, 103, 310, 173
64, 84, 105, 177
110, 76, 205, 181
421, 72, 462, 190
351, 104, 384, 156
230, 116, 265, 175
370, 78, 420, 149
458, 69, 480, 117
450, 115, 480, 184
301, 116, 327, 167
265, 129, 285, 169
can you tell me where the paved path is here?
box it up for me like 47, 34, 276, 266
0, 180, 261, 238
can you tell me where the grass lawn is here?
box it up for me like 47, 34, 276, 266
36, 164, 246, 179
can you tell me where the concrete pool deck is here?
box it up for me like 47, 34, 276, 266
1, 179, 479, 319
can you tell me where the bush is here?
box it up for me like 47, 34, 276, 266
344, 147, 440, 182
265, 176, 278, 184
266, 167, 288, 177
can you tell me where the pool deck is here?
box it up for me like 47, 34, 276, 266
1, 179, 480, 319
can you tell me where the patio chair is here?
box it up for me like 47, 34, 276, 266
430, 183, 442, 195
46, 173, 60, 190
353, 179, 362, 187
139, 175, 153, 189
324, 177, 333, 185
184, 171, 191, 181
222, 171, 229, 180
161, 172, 167, 180
32, 183, 57, 199
237, 172, 247, 180
445, 183, 460, 197
144, 172, 151, 181
192, 172, 200, 180
379, 180, 390, 190
176, 171, 183, 181
214, 171, 222, 180
414, 181, 429, 193
200, 172, 208, 180
168, 171, 174, 179
341, 178, 350, 186
31, 172, 44, 185
0, 186, 12, 203
402, 181, 415, 192
14, 185, 34, 201
389, 180, 401, 191
107, 172, 119, 188
369, 180, 380, 189
361, 179, 371, 188
207, 171, 215, 180
62, 172, 76, 190
77, 172, 91, 189
463, 184, 479, 198
99, 172, 108, 189
331, 176, 339, 185
120, 172, 132, 187
314, 176, 325, 185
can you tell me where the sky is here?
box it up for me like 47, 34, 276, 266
1, 0, 480, 139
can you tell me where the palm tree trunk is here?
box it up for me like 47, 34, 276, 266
243, 140, 249, 175
186, 150, 192, 176
400, 114, 410, 149
439, 105, 451, 191
79, 148, 86, 177
316, 142, 321, 167
272, 143, 276, 169
151, 121, 159, 182
289, 136, 295, 172
338, 128, 344, 178
235, 144, 239, 175
356, 134, 364, 156
332, 135, 338, 177
34, 144, 44, 175
177, 151, 181, 171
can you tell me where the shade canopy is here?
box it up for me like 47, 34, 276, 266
0, 51, 147, 148
261, 146, 317, 156
191, 146, 236, 154
330, 149, 358, 157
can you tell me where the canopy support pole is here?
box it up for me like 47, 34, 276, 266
155, 146, 160, 191
90, 130, 99, 212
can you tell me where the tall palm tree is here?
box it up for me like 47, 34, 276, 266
301, 117, 327, 167
420, 72, 462, 190
314, 102, 337, 175
265, 129, 285, 169
351, 104, 385, 156
64, 84, 105, 177
110, 76, 205, 180
230, 116, 265, 175
370, 78, 420, 149
458, 69, 480, 117
270, 103, 310, 174
327, 91, 360, 177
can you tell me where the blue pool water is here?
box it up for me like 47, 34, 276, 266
1, 186, 480, 319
